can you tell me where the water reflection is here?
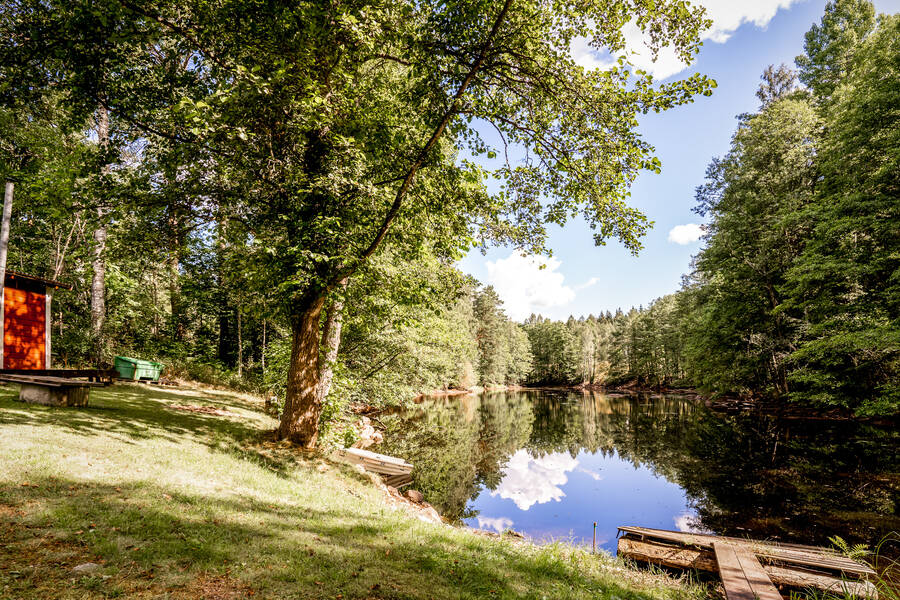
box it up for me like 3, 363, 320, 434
491, 449, 578, 510
379, 391, 899, 552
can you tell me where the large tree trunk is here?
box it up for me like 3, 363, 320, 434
90, 218, 107, 358
91, 105, 109, 363
277, 297, 326, 447
215, 217, 235, 365
218, 303, 233, 365
261, 319, 267, 371
168, 250, 182, 339
317, 278, 347, 403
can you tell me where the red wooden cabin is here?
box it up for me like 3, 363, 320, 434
1, 271, 70, 370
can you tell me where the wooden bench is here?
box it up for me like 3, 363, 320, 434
0, 371, 112, 407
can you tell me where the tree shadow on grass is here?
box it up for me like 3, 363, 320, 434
0, 476, 685, 600
0, 383, 300, 477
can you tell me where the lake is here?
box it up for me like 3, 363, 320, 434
379, 390, 899, 554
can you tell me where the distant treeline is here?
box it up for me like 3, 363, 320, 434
522, 302, 687, 389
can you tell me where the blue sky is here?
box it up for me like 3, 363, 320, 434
459, 0, 900, 321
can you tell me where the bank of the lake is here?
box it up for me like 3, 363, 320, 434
0, 383, 705, 600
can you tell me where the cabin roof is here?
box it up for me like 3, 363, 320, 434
3, 270, 73, 291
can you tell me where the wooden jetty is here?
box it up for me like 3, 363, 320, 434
332, 447, 414, 488
617, 526, 877, 599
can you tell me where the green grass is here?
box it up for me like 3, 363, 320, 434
0, 383, 706, 600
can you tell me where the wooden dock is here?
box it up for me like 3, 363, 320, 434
617, 526, 877, 599
332, 447, 414, 487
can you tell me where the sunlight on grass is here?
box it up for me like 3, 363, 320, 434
0, 383, 705, 599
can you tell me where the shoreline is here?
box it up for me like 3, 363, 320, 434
414, 383, 894, 424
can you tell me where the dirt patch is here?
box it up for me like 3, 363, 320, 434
353, 470, 446, 526
348, 402, 384, 415
582, 381, 701, 396
188, 574, 255, 599
169, 404, 231, 416
0, 503, 25, 518
0, 514, 103, 597
416, 388, 476, 399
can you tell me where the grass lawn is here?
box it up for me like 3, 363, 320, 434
0, 382, 706, 600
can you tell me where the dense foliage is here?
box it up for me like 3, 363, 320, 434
523, 298, 687, 388
687, 2, 898, 415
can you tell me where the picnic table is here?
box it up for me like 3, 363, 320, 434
0, 369, 117, 406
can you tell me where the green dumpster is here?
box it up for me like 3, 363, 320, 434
114, 356, 164, 381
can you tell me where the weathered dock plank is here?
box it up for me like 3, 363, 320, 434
714, 542, 783, 600
617, 537, 877, 598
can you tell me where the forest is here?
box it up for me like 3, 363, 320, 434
0, 0, 896, 455
526, 0, 900, 418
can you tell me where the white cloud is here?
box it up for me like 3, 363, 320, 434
674, 513, 708, 534
569, 36, 616, 71
575, 277, 601, 292
476, 516, 514, 533
618, 20, 690, 81
492, 450, 579, 511
701, 1, 802, 44
667, 223, 704, 245
572, 1, 803, 80
485, 251, 576, 321
577, 467, 604, 481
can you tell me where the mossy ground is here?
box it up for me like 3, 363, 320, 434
0, 382, 706, 600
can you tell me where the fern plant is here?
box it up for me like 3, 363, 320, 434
828, 536, 870, 561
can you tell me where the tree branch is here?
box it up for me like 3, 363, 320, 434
325, 0, 516, 292
117, 0, 236, 76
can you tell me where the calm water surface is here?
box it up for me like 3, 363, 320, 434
379, 390, 899, 553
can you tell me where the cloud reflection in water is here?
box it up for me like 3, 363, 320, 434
476, 516, 515, 533
491, 450, 579, 510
